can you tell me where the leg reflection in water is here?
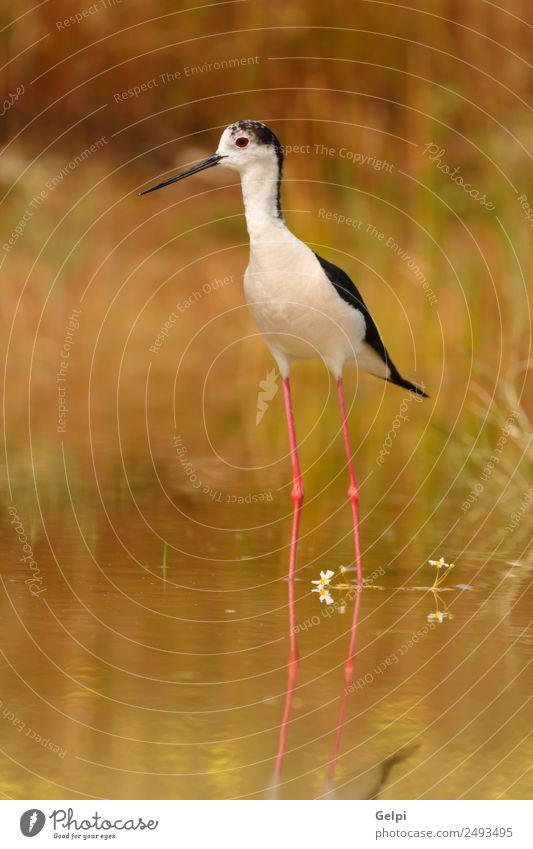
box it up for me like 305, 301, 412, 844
327, 581, 362, 786
273, 516, 300, 788
271, 550, 417, 798
325, 587, 418, 798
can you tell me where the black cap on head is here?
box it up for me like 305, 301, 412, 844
229, 120, 284, 166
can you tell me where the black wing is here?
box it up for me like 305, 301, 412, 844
314, 253, 428, 397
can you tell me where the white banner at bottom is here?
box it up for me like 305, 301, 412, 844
1, 799, 530, 848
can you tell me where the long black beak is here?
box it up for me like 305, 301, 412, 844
139, 154, 224, 196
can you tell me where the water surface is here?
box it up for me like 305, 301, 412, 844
1, 433, 530, 800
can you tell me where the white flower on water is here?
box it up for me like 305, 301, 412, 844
427, 609, 454, 624
312, 586, 334, 605
427, 611, 444, 623
429, 556, 453, 569
311, 569, 334, 588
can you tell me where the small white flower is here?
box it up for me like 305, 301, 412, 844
427, 611, 444, 623
427, 609, 453, 623
312, 586, 334, 605
429, 556, 451, 569
311, 569, 334, 588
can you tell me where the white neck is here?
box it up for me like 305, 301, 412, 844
239, 160, 285, 243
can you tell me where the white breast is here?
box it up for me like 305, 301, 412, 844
243, 227, 366, 378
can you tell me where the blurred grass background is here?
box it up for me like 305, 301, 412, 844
1, 0, 532, 543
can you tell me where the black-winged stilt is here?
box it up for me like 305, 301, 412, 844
141, 120, 428, 585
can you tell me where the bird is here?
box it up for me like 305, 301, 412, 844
141, 120, 428, 583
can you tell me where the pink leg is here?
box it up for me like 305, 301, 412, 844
273, 378, 302, 786
336, 377, 363, 586
282, 377, 304, 583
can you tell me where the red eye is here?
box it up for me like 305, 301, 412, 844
235, 137, 249, 148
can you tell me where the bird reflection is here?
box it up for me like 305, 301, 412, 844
326, 582, 362, 785
323, 588, 419, 799
273, 539, 300, 788
427, 587, 455, 624
272, 547, 418, 799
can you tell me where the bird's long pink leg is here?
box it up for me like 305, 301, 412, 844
282, 377, 304, 585
336, 376, 363, 586
271, 377, 302, 788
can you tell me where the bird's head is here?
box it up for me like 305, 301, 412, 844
140, 120, 283, 195
215, 120, 284, 174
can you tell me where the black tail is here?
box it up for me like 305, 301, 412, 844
387, 365, 429, 398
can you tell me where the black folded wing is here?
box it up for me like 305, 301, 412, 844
314, 252, 428, 397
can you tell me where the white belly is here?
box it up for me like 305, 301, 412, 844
243, 230, 366, 377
